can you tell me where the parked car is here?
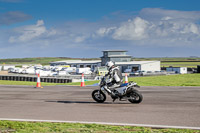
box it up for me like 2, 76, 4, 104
15, 68, 24, 73
23, 67, 35, 74
76, 67, 92, 74
58, 70, 70, 76
124, 69, 131, 73
130, 70, 146, 76
8, 68, 15, 73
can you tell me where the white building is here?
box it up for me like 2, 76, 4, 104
166, 67, 187, 74
101, 50, 132, 66
50, 60, 101, 71
49, 50, 161, 73
115, 61, 161, 72
100, 50, 160, 72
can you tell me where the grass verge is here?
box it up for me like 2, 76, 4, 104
0, 120, 199, 133
1, 74, 200, 86
130, 74, 200, 86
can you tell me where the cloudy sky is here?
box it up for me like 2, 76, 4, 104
0, 0, 200, 58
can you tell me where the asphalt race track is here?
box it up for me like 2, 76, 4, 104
0, 85, 200, 129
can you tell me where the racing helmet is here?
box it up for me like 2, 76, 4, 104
105, 61, 114, 70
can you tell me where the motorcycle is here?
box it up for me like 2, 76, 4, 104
92, 77, 143, 103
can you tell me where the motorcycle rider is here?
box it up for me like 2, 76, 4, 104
104, 61, 123, 101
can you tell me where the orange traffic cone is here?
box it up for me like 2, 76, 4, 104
35, 73, 42, 88
125, 73, 128, 83
80, 73, 85, 87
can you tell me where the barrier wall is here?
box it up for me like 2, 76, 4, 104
0, 75, 72, 83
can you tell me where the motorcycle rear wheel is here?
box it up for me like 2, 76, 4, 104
128, 89, 143, 104
92, 90, 106, 103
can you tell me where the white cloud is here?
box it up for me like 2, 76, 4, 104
112, 17, 149, 40
36, 20, 44, 26
96, 27, 116, 37
74, 36, 86, 43
181, 23, 199, 34
95, 8, 200, 46
46, 29, 57, 36
161, 16, 172, 21
2, 8, 200, 58
9, 20, 46, 43
139, 8, 200, 21
7, 8, 200, 48
8, 20, 94, 45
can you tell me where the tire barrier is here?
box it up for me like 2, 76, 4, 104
0, 75, 72, 83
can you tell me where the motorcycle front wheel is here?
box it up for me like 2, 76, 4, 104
128, 89, 143, 104
92, 90, 106, 103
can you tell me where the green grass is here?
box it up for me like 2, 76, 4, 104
0, 80, 64, 86
0, 120, 199, 133
129, 74, 200, 86
134, 57, 200, 61
0, 57, 100, 66
161, 61, 200, 68
0, 74, 200, 86
134, 57, 200, 68
0, 80, 99, 86
0, 57, 64, 66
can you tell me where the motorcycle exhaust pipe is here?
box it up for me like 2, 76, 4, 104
125, 87, 133, 94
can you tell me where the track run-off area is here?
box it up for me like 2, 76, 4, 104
0, 85, 200, 130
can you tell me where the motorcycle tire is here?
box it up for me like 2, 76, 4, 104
128, 89, 143, 104
92, 90, 106, 103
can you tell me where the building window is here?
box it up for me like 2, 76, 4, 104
80, 65, 84, 68
104, 52, 108, 57
132, 66, 139, 71
86, 65, 91, 68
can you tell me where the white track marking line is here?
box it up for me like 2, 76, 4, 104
0, 118, 200, 130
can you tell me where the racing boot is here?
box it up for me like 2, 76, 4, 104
111, 91, 118, 102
